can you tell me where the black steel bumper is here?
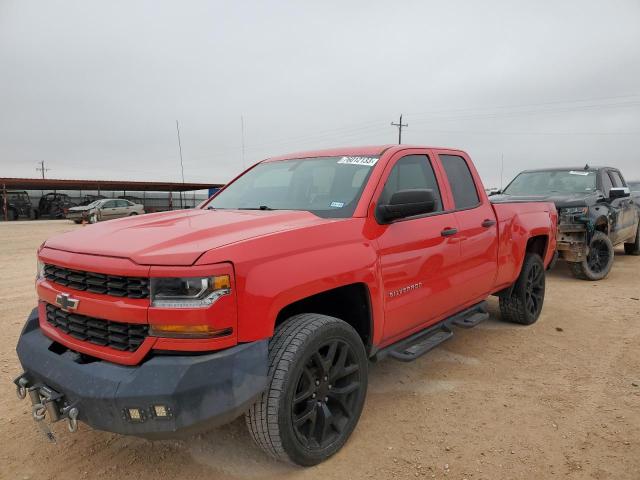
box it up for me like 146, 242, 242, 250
16, 308, 268, 438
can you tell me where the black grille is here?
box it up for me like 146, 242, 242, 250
45, 304, 149, 352
44, 264, 149, 299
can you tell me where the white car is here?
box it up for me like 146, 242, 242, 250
66, 199, 145, 223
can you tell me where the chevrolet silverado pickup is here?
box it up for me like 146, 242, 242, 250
15, 145, 557, 466
493, 166, 640, 280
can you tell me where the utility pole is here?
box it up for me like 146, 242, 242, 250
36, 160, 50, 179
240, 115, 246, 169
391, 114, 408, 144
176, 120, 185, 209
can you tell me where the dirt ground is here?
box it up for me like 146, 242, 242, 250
0, 220, 639, 480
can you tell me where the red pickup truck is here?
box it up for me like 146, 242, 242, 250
15, 145, 557, 465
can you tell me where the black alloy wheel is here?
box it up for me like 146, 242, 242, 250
587, 236, 612, 274
246, 314, 368, 466
499, 253, 546, 325
524, 259, 544, 318
291, 339, 361, 450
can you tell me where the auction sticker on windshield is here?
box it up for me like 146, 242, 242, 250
569, 171, 591, 176
337, 156, 378, 166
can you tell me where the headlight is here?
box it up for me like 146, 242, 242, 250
560, 206, 588, 215
36, 259, 45, 280
150, 275, 231, 308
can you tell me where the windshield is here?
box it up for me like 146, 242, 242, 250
503, 170, 597, 195
86, 200, 102, 208
206, 156, 379, 218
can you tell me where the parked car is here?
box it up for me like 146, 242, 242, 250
2, 190, 37, 220
38, 193, 76, 218
65, 198, 145, 223
492, 166, 640, 280
16, 145, 557, 465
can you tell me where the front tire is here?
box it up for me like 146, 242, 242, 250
499, 253, 546, 325
568, 231, 614, 280
246, 314, 368, 466
624, 221, 640, 255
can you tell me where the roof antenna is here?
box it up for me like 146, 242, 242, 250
584, 163, 590, 171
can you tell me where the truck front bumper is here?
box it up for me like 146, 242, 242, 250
15, 308, 268, 438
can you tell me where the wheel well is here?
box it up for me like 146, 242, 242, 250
593, 216, 609, 234
526, 235, 548, 259
275, 283, 372, 352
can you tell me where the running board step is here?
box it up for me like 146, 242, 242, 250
388, 325, 453, 362
450, 300, 489, 329
452, 311, 489, 328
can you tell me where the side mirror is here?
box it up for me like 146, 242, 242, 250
377, 189, 436, 223
609, 187, 630, 200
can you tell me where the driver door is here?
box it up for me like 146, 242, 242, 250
375, 151, 461, 344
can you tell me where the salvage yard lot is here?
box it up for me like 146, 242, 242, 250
1, 220, 639, 480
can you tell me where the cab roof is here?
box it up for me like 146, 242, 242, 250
264, 145, 463, 162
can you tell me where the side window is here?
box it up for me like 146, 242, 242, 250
440, 155, 480, 209
379, 155, 443, 212
609, 171, 625, 188
601, 171, 613, 197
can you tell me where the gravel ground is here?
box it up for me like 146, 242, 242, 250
1, 220, 639, 480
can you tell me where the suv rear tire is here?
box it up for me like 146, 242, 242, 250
624, 221, 640, 255
569, 231, 614, 280
499, 253, 545, 325
246, 313, 368, 466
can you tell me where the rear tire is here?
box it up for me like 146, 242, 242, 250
624, 221, 640, 255
568, 231, 614, 280
499, 253, 545, 325
246, 313, 368, 466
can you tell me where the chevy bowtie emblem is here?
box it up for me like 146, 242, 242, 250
55, 293, 79, 311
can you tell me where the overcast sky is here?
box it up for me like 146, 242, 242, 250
1, 0, 639, 189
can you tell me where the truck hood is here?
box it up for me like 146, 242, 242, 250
44, 209, 334, 265
491, 191, 602, 209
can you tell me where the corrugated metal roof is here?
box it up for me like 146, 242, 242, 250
0, 177, 223, 192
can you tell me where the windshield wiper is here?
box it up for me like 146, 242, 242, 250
238, 205, 275, 211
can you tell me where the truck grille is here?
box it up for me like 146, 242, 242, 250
44, 264, 149, 299
45, 304, 149, 352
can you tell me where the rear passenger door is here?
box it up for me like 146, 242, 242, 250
435, 151, 499, 303
100, 200, 118, 219
375, 151, 462, 343
116, 200, 132, 218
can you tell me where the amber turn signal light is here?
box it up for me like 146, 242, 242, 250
149, 324, 232, 339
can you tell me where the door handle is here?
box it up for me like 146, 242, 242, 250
441, 227, 458, 237
481, 219, 496, 228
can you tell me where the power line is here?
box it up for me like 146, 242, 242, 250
391, 114, 408, 144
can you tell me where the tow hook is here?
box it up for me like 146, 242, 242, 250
14, 374, 80, 441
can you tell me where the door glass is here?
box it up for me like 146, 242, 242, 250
609, 171, 625, 188
440, 155, 480, 209
601, 172, 613, 197
379, 155, 443, 212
